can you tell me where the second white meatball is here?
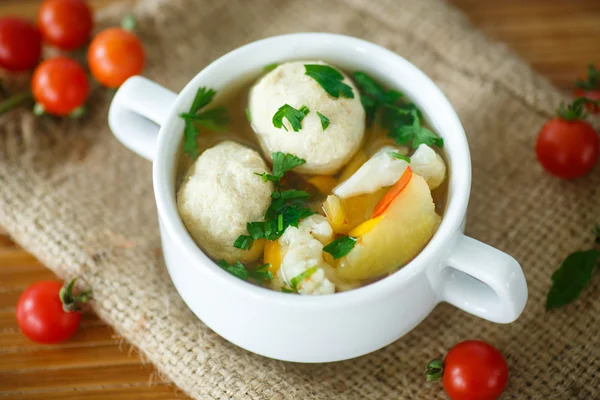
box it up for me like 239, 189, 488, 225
177, 140, 274, 263
248, 61, 365, 175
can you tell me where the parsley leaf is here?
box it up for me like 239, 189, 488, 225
264, 62, 279, 72
217, 260, 273, 285
217, 259, 249, 281
245, 107, 251, 122
353, 71, 403, 125
233, 235, 254, 250
272, 152, 306, 179
272, 104, 309, 132
389, 151, 411, 163
249, 263, 273, 285
546, 250, 599, 310
254, 152, 306, 184
183, 122, 200, 159
305, 64, 354, 99
190, 87, 216, 114
180, 86, 230, 158
388, 109, 443, 149
575, 64, 599, 90
282, 266, 318, 293
316, 111, 330, 131
323, 236, 357, 259
237, 153, 313, 247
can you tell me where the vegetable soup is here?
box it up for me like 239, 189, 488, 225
176, 61, 448, 295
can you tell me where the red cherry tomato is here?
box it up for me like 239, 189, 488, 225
16, 281, 81, 344
536, 118, 599, 179
88, 27, 145, 88
441, 340, 508, 400
0, 17, 42, 71
37, 0, 93, 50
32, 57, 89, 116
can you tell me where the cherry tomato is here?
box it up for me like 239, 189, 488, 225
32, 57, 89, 116
88, 27, 145, 88
37, 0, 93, 50
428, 340, 508, 400
536, 118, 599, 179
16, 281, 81, 344
0, 17, 42, 71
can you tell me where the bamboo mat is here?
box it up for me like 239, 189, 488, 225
0, 0, 599, 399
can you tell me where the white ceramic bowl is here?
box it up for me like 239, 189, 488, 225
108, 33, 528, 363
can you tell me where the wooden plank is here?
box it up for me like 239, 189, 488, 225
0, 324, 119, 352
1, 363, 161, 392
0, 310, 101, 331
0, 344, 140, 372
0, 384, 180, 400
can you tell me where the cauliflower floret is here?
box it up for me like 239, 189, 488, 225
271, 215, 336, 295
410, 144, 446, 190
333, 145, 409, 199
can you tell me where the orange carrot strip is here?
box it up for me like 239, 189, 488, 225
371, 167, 413, 218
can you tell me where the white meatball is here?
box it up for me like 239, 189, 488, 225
177, 141, 273, 263
248, 61, 365, 175
410, 144, 447, 190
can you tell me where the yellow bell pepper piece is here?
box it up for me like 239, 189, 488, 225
348, 215, 385, 237
263, 240, 282, 274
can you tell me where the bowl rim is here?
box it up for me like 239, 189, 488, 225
152, 32, 472, 308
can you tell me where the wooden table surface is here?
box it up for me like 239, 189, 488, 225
1, 1, 599, 399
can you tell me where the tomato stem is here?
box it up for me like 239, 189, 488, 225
69, 106, 86, 119
557, 97, 600, 121
425, 359, 444, 382
121, 15, 136, 32
0, 91, 33, 115
59, 278, 92, 312
33, 103, 45, 116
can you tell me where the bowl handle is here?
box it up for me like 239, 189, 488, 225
108, 76, 177, 161
438, 234, 528, 323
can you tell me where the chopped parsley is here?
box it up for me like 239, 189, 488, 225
316, 111, 330, 131
217, 260, 273, 285
353, 71, 443, 149
245, 107, 251, 122
389, 151, 411, 163
264, 62, 279, 72
305, 64, 354, 99
272, 104, 309, 132
180, 86, 230, 158
387, 109, 444, 149
323, 236, 357, 259
255, 152, 306, 183
237, 153, 314, 248
282, 266, 318, 293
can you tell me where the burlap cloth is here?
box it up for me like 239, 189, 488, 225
1, 0, 599, 398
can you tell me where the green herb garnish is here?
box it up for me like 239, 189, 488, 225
255, 152, 307, 183
305, 64, 354, 99
245, 107, 251, 122
576, 64, 599, 90
264, 63, 279, 72
217, 259, 250, 281
323, 236, 357, 259
387, 109, 444, 149
272, 104, 309, 132
180, 87, 230, 158
217, 260, 273, 285
546, 225, 600, 310
237, 153, 314, 247
353, 71, 402, 125
233, 235, 254, 250
389, 151, 411, 163
316, 111, 330, 131
282, 266, 318, 293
